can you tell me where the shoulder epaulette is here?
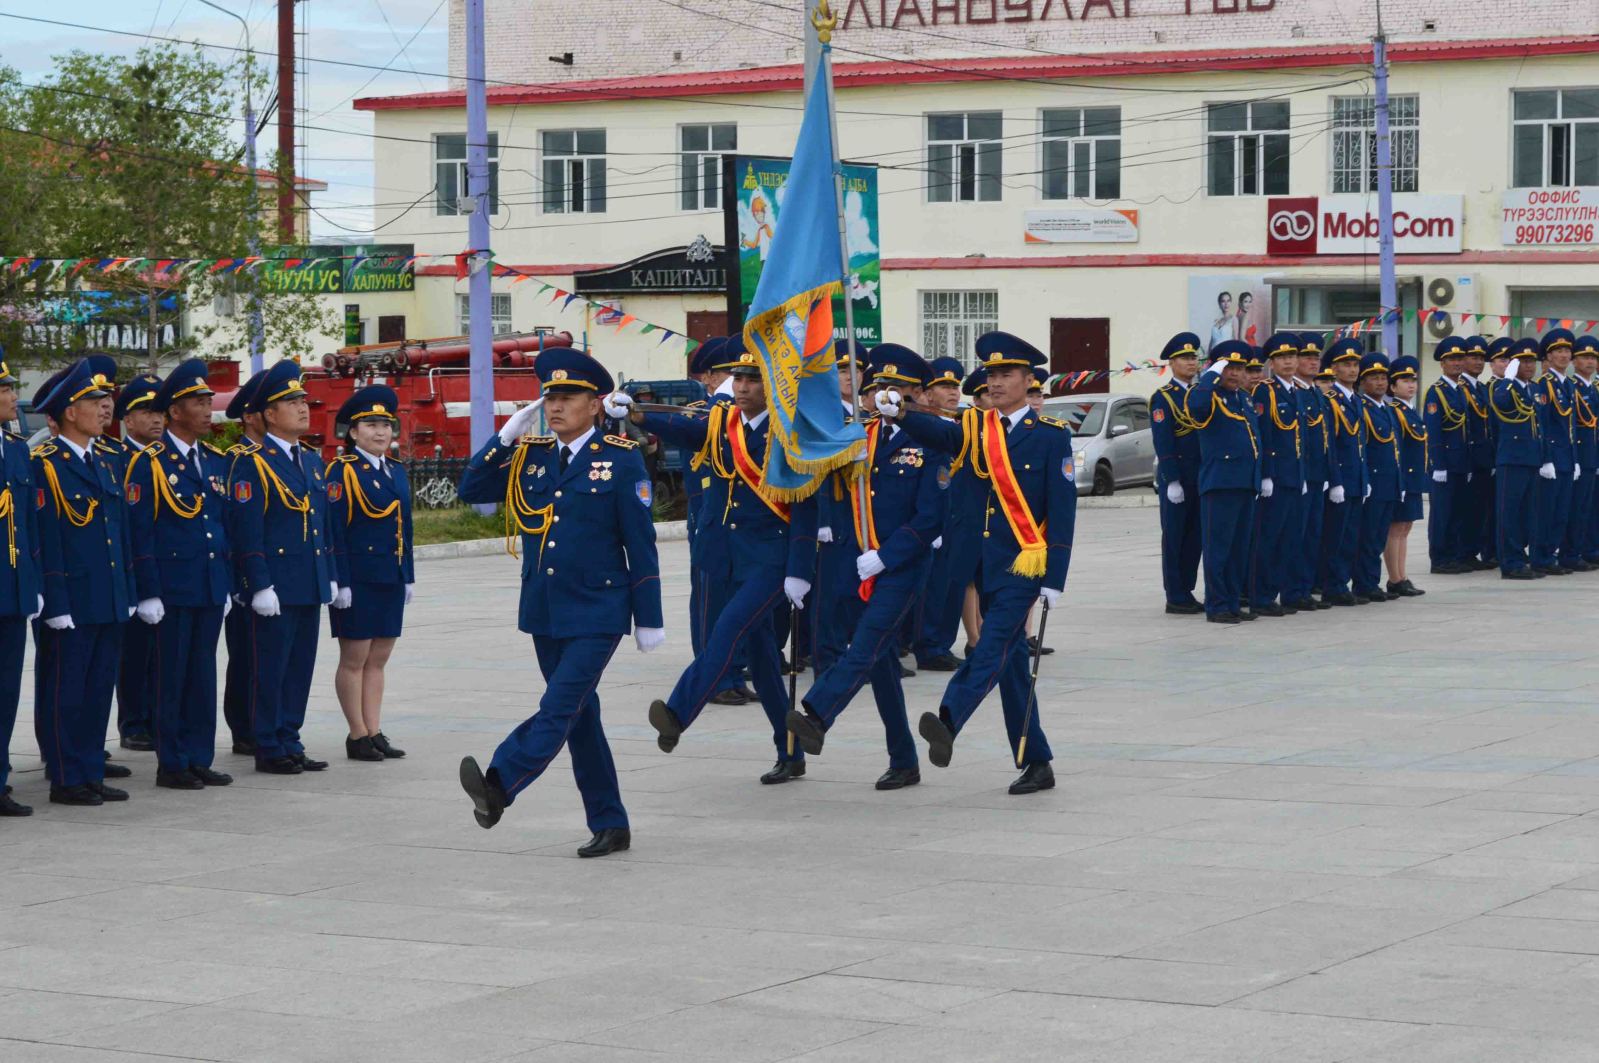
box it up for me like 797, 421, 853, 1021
202, 440, 229, 457
3, 429, 23, 443
604, 433, 639, 450
330, 453, 359, 464
31, 443, 56, 458
145, 440, 166, 456
521, 434, 556, 447
93, 439, 121, 454
237, 442, 261, 455
1037, 415, 1068, 429
686, 399, 707, 409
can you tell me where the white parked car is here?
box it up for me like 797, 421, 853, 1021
1042, 393, 1157, 497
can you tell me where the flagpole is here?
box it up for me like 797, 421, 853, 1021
813, 2, 861, 426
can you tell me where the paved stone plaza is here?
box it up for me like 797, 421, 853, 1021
4, 508, 1599, 1061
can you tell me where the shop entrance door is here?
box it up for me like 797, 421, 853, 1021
1049, 317, 1110, 394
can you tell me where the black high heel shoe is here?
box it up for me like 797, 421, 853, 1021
345, 735, 384, 762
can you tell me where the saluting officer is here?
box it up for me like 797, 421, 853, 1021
1533, 329, 1579, 576
0, 356, 39, 816
229, 360, 339, 774
1289, 333, 1335, 611
31, 360, 136, 806
1424, 336, 1474, 574
1354, 353, 1401, 603
221, 372, 267, 755
125, 360, 234, 790
1151, 333, 1204, 616
613, 349, 815, 785
877, 332, 1075, 795
1465, 338, 1501, 568
1570, 335, 1599, 568
911, 355, 968, 671
1185, 341, 1261, 624
1492, 338, 1546, 579
326, 386, 414, 762
1319, 339, 1368, 606
787, 347, 948, 791
112, 373, 163, 753
458, 349, 662, 857
1250, 333, 1306, 616
1386, 355, 1427, 597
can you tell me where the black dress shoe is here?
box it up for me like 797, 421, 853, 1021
918, 712, 955, 768
649, 700, 682, 753
1565, 560, 1594, 572
293, 753, 328, 772
1477, 558, 1500, 570
1502, 569, 1539, 580
50, 785, 102, 806
346, 736, 385, 762
785, 709, 826, 756
875, 767, 920, 791
0, 792, 33, 816
88, 782, 128, 802
156, 769, 204, 790
760, 760, 805, 785
1534, 565, 1565, 576
735, 685, 760, 701
1027, 636, 1055, 655
1206, 612, 1241, 624
255, 756, 303, 775
370, 733, 406, 759
898, 663, 915, 679
1237, 609, 1259, 621
459, 756, 507, 829
1164, 601, 1204, 615
709, 688, 747, 706
120, 734, 154, 752
1430, 562, 1467, 574
1314, 597, 1333, 610
190, 766, 232, 786
1389, 580, 1426, 598
1325, 592, 1358, 606
1281, 602, 1300, 615
577, 828, 631, 858
102, 762, 132, 779
1351, 592, 1373, 604
1008, 762, 1056, 795
232, 738, 257, 756
1253, 602, 1286, 617
916, 653, 961, 670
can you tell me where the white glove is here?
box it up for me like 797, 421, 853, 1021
1203, 361, 1224, 378
1577, 464, 1583, 481
1540, 462, 1557, 480
1260, 478, 1274, 498
1301, 482, 1308, 495
404, 583, 414, 606
136, 598, 164, 625
1322, 481, 1329, 492
635, 626, 665, 653
44, 614, 74, 630
27, 594, 42, 622
333, 586, 352, 610
875, 390, 903, 419
1038, 587, 1061, 609
128, 606, 136, 618
1330, 485, 1346, 504
1166, 482, 1185, 504
783, 577, 810, 609
251, 588, 281, 617
223, 596, 232, 617
816, 526, 834, 544
602, 392, 633, 420
498, 400, 544, 445
856, 550, 886, 581
932, 536, 943, 550
1364, 484, 1372, 499
1432, 470, 1447, 483
1468, 472, 1474, 482
1401, 491, 1407, 503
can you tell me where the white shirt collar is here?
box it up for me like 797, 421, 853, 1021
355, 446, 386, 469
1335, 382, 1355, 398
743, 409, 769, 430
556, 426, 596, 457
1441, 375, 1461, 389
713, 378, 735, 398
1275, 375, 1296, 390
59, 435, 90, 460
1579, 373, 1597, 386
1171, 376, 1192, 391
996, 404, 1029, 431
267, 432, 300, 456
165, 432, 196, 461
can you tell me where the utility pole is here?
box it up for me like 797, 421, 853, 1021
277, 0, 297, 242
465, 0, 494, 486
1374, 4, 1399, 355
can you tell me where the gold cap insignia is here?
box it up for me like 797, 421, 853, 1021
551, 369, 569, 381
373, 403, 388, 414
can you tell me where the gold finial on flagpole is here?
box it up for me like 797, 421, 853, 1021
811, 0, 836, 44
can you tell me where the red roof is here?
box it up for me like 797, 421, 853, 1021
356, 36, 1599, 111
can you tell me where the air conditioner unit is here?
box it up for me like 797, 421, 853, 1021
1424, 274, 1477, 341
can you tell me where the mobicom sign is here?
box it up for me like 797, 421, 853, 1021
1267, 195, 1464, 256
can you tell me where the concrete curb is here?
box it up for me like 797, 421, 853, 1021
416, 496, 1156, 562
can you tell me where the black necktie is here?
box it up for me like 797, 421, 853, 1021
559, 447, 570, 473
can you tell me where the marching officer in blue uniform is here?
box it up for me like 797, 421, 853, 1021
125, 360, 235, 790
1290, 333, 1335, 611
221, 372, 267, 754
1386, 355, 1428, 597
326, 385, 415, 762
1151, 333, 1204, 615
229, 359, 338, 774
1571, 335, 1599, 568
0, 356, 39, 816
1184, 341, 1261, 623
1534, 328, 1579, 575
457, 348, 661, 856
808, 342, 867, 676
1492, 338, 1546, 579
786, 347, 948, 790
1354, 353, 1401, 602
878, 332, 1075, 794
112, 372, 163, 752
1466, 338, 1501, 568
1250, 332, 1306, 616
1319, 339, 1368, 605
1424, 336, 1474, 573
944, 366, 992, 658
613, 349, 816, 785
31, 359, 136, 805
912, 355, 968, 670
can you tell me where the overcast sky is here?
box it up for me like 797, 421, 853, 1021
1, 0, 449, 241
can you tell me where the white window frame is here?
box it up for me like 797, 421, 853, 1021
920, 290, 999, 370
1206, 101, 1291, 197
1040, 107, 1122, 200
1512, 88, 1599, 188
680, 123, 737, 211
1330, 95, 1419, 193
433, 132, 500, 216
926, 111, 1003, 204
541, 129, 607, 214
456, 293, 513, 336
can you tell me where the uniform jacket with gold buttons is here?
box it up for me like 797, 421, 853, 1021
32, 439, 135, 624
228, 440, 333, 606
126, 431, 231, 607
325, 452, 414, 587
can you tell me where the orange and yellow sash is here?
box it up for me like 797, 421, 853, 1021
981, 408, 1048, 579
848, 419, 882, 601
727, 412, 790, 524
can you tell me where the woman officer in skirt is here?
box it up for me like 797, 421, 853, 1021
327, 386, 414, 761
